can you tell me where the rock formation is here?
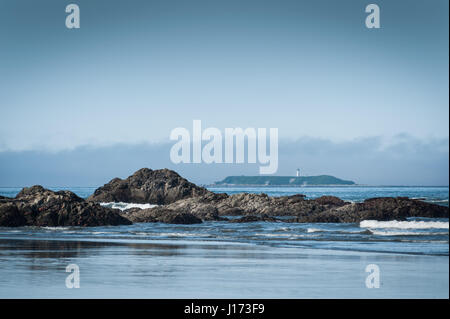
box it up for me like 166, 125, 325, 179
121, 208, 203, 224
88, 168, 210, 204
124, 192, 448, 223
1, 169, 448, 227
0, 185, 131, 227
129, 192, 346, 218
286, 197, 449, 223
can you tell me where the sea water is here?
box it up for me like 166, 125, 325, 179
0, 186, 448, 298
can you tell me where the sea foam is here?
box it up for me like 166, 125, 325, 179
369, 230, 449, 236
100, 202, 158, 211
360, 220, 449, 230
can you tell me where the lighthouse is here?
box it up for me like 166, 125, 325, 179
296, 168, 300, 177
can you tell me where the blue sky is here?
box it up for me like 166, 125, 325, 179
0, 0, 448, 185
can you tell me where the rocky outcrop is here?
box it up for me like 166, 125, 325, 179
286, 197, 449, 223
217, 193, 346, 216
123, 195, 228, 223
121, 208, 202, 224
0, 203, 27, 227
88, 168, 210, 204
0, 185, 132, 227
2, 170, 448, 226
129, 192, 345, 218
125, 191, 448, 224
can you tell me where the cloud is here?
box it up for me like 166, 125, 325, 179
0, 135, 448, 186
277, 135, 449, 185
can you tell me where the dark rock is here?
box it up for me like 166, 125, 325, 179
158, 212, 202, 224
122, 207, 142, 214
0, 186, 132, 227
288, 197, 449, 223
313, 196, 347, 206
143, 191, 341, 218
189, 204, 227, 221
229, 215, 279, 223
122, 207, 202, 224
219, 207, 245, 216
0, 203, 27, 227
286, 213, 342, 223
139, 186, 448, 223
88, 168, 211, 204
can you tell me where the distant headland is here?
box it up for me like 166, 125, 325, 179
213, 175, 356, 186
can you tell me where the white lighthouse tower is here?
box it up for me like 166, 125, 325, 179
296, 168, 300, 177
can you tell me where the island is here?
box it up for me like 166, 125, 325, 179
213, 175, 356, 186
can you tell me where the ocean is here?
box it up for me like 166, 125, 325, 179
0, 186, 448, 298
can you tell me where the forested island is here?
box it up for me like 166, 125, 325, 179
213, 175, 356, 186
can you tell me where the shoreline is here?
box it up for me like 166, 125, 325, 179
1, 215, 448, 257
0, 229, 448, 257
0, 235, 447, 299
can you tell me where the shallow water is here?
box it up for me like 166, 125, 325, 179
0, 236, 447, 298
0, 218, 448, 256
0, 186, 448, 298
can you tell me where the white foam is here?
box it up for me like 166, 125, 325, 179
370, 230, 448, 236
307, 228, 323, 233
276, 227, 292, 231
360, 220, 449, 230
255, 233, 308, 238
158, 232, 208, 237
100, 202, 158, 211
43, 226, 70, 230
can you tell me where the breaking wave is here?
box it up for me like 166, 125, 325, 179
100, 202, 158, 211
360, 220, 449, 230
370, 230, 448, 236
307, 228, 323, 233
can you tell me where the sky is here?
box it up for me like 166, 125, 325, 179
0, 0, 448, 186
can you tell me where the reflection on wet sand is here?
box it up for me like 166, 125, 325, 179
0, 212, 449, 300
